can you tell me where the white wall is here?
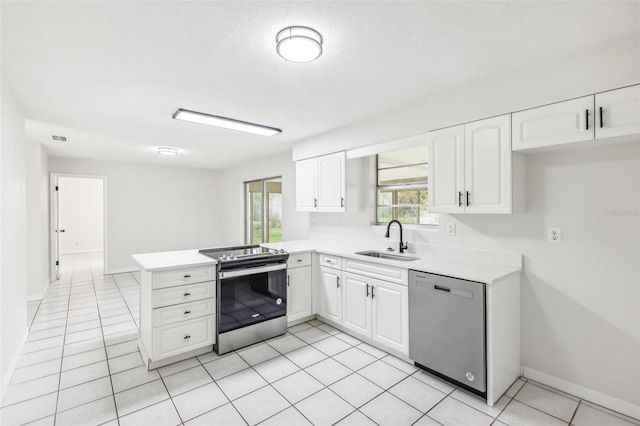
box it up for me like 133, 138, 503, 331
48, 158, 224, 273
0, 79, 28, 399
58, 177, 103, 254
216, 151, 310, 246
26, 142, 49, 299
295, 34, 640, 413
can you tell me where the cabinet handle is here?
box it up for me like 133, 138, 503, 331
184, 335, 191, 339
366, 284, 370, 298
599, 106, 604, 128
183, 292, 191, 296
184, 274, 191, 278
466, 191, 470, 207
340, 197, 345, 208
371, 286, 375, 299
585, 109, 590, 130
297, 259, 302, 262
314, 198, 318, 208
287, 275, 290, 287
337, 277, 341, 288
458, 191, 463, 207
325, 259, 332, 263
184, 310, 191, 314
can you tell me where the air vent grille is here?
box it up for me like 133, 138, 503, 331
51, 135, 68, 142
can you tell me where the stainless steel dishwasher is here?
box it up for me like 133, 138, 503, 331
409, 270, 486, 397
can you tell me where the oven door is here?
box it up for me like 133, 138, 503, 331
218, 263, 287, 334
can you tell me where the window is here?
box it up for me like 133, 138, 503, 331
245, 177, 283, 244
376, 146, 438, 225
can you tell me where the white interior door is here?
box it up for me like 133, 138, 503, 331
50, 175, 61, 280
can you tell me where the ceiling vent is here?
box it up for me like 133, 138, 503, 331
52, 135, 68, 142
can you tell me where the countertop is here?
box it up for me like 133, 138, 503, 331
132, 249, 216, 271
262, 239, 521, 284
132, 240, 521, 283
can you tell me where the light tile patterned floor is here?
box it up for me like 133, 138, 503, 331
1, 252, 639, 426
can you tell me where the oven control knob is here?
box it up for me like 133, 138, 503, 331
228, 254, 236, 260
279, 249, 286, 254
221, 255, 227, 260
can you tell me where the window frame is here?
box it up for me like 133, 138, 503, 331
244, 176, 283, 244
375, 152, 438, 227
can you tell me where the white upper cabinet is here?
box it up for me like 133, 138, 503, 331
465, 115, 512, 214
428, 125, 465, 214
318, 152, 346, 212
295, 158, 318, 212
428, 114, 512, 214
512, 96, 594, 150
595, 85, 640, 139
512, 84, 640, 151
295, 152, 346, 212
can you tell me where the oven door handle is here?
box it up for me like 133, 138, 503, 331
219, 263, 286, 279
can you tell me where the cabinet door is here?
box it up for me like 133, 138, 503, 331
596, 85, 640, 139
371, 280, 408, 355
464, 115, 512, 214
428, 125, 465, 213
512, 96, 594, 150
318, 152, 346, 212
342, 273, 372, 338
296, 158, 318, 212
319, 267, 342, 324
287, 266, 312, 323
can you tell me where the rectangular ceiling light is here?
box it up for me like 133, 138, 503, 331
172, 108, 281, 137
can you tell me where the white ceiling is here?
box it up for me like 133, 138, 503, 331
2, 1, 639, 170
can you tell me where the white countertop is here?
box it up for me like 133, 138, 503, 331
132, 249, 216, 271
132, 240, 521, 283
263, 239, 521, 284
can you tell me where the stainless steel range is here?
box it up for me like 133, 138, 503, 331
199, 245, 289, 355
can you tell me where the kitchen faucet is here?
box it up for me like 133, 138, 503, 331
385, 220, 408, 253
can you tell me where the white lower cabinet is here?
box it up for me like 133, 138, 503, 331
287, 265, 312, 323
319, 266, 343, 324
138, 264, 216, 369
342, 272, 409, 355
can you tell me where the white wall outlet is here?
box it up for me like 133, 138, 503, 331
548, 227, 562, 243
336, 219, 341, 227
447, 222, 456, 236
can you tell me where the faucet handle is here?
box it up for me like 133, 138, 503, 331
400, 241, 409, 253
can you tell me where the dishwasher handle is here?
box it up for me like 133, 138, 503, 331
415, 280, 474, 299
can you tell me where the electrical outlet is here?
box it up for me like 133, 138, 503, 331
548, 227, 562, 244
447, 222, 456, 236
336, 219, 341, 227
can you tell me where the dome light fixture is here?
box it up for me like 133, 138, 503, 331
158, 147, 178, 155
276, 26, 323, 63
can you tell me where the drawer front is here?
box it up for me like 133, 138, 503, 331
152, 281, 215, 308
152, 265, 216, 290
152, 298, 216, 327
319, 253, 342, 270
152, 315, 215, 360
344, 258, 407, 285
288, 252, 311, 269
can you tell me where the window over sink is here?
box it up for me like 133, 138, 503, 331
245, 177, 282, 244
376, 146, 439, 226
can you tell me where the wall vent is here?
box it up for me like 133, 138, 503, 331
52, 135, 68, 142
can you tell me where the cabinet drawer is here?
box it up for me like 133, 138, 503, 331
152, 281, 215, 308
318, 254, 342, 270
288, 253, 311, 269
152, 298, 216, 327
152, 265, 216, 290
152, 315, 215, 360
344, 258, 407, 285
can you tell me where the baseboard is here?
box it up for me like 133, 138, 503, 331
0, 328, 29, 406
105, 267, 139, 275
26, 279, 51, 302
523, 366, 640, 420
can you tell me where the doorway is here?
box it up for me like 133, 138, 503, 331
50, 173, 108, 280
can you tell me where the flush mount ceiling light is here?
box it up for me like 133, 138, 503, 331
158, 147, 178, 155
172, 108, 281, 137
276, 26, 323, 63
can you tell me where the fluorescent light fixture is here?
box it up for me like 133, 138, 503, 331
276, 26, 323, 63
158, 147, 178, 155
172, 108, 281, 137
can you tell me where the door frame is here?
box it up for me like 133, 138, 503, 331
50, 173, 109, 280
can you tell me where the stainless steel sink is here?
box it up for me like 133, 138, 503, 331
355, 250, 419, 261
